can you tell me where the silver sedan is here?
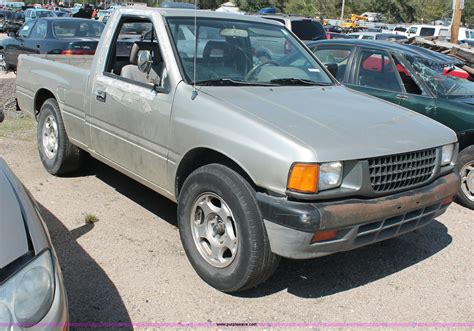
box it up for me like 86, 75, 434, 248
0, 158, 68, 330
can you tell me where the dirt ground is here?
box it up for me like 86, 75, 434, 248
0, 66, 473, 327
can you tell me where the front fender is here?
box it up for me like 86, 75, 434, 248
168, 82, 316, 195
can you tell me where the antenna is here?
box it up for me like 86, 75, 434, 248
191, 0, 198, 100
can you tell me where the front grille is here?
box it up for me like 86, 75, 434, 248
354, 202, 443, 246
368, 148, 437, 193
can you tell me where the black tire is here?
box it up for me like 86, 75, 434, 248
178, 164, 280, 292
455, 145, 474, 210
0, 49, 10, 72
37, 98, 84, 175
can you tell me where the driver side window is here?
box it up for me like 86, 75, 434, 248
105, 18, 166, 87
19, 21, 35, 38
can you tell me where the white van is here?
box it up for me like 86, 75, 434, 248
405, 24, 474, 41
439, 27, 474, 41
404, 25, 449, 38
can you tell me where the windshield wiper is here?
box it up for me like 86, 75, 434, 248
270, 78, 332, 86
194, 78, 276, 86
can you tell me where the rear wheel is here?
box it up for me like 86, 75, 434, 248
178, 164, 280, 292
37, 98, 84, 175
456, 146, 474, 210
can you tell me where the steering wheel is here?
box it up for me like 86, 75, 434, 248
245, 61, 280, 81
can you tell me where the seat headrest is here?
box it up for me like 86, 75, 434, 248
202, 41, 233, 61
129, 41, 161, 65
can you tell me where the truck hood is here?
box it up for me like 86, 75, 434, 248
201, 85, 456, 161
0, 165, 29, 269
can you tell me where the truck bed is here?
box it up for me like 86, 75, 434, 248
27, 54, 94, 70
16, 54, 92, 147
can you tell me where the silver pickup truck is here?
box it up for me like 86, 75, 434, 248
16, 8, 460, 292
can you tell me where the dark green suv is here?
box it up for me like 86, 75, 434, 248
309, 40, 474, 209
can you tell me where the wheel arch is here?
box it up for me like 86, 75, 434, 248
175, 147, 259, 198
34, 88, 56, 118
458, 130, 474, 152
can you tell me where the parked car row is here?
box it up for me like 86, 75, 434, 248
0, 9, 24, 33
0, 18, 104, 71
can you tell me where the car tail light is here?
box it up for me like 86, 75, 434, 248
326, 32, 331, 39
61, 50, 95, 55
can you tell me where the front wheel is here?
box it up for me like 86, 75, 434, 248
178, 164, 280, 292
456, 146, 474, 209
37, 98, 84, 175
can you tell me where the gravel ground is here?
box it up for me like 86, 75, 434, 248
0, 63, 473, 327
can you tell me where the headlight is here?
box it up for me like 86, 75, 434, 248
0, 250, 55, 328
319, 161, 343, 190
287, 161, 343, 193
441, 144, 455, 166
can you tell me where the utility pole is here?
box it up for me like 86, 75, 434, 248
340, 0, 345, 19
451, 0, 462, 44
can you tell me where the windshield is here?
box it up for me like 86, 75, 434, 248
36, 11, 55, 18
291, 20, 326, 41
166, 17, 333, 86
53, 20, 104, 38
406, 55, 474, 97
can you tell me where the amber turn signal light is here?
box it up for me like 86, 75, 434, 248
311, 230, 338, 243
287, 163, 319, 193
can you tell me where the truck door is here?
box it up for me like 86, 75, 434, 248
88, 17, 173, 191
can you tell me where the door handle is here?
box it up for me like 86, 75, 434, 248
36, 45, 40, 48
396, 94, 408, 101
96, 90, 106, 102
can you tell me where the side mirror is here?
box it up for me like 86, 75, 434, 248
325, 63, 338, 77
137, 50, 152, 74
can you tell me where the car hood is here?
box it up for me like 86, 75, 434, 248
0, 165, 29, 269
200, 85, 457, 161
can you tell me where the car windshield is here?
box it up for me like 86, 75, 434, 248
53, 20, 104, 38
406, 55, 474, 97
166, 17, 333, 86
291, 20, 326, 41
36, 11, 55, 18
